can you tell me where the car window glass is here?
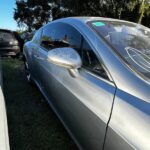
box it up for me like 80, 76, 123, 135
0, 31, 14, 42
89, 21, 150, 80
32, 28, 42, 44
82, 39, 109, 79
41, 23, 82, 54
41, 24, 59, 50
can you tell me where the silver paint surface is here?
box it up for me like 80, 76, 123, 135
23, 17, 150, 150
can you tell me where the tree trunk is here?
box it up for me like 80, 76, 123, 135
137, 0, 145, 24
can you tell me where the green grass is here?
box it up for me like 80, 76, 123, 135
2, 58, 78, 150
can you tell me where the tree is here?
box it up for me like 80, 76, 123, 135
125, 0, 150, 24
14, 0, 150, 30
137, 0, 150, 23
14, 0, 52, 31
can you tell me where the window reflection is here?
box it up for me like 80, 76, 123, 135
90, 21, 150, 79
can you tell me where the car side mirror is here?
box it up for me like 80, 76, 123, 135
47, 47, 82, 78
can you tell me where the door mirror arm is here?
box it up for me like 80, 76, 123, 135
68, 68, 80, 78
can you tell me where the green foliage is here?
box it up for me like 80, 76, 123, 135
14, 0, 150, 31
14, 0, 52, 31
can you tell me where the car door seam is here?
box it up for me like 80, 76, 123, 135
102, 86, 117, 150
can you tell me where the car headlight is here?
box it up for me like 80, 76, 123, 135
14, 40, 18, 45
9, 40, 18, 45
9, 41, 13, 45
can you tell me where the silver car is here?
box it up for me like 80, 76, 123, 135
23, 17, 150, 150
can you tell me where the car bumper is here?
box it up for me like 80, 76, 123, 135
0, 46, 20, 56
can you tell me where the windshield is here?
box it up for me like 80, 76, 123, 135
0, 31, 14, 42
88, 20, 150, 80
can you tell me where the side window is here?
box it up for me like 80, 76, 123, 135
40, 24, 55, 49
40, 23, 82, 54
32, 28, 42, 44
81, 39, 109, 79
55, 23, 82, 55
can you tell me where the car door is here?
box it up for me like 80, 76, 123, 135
34, 22, 116, 150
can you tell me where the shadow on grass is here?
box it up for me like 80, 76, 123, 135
2, 58, 78, 150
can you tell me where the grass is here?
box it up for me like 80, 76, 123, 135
2, 58, 78, 150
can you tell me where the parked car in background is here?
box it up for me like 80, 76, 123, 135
13, 31, 24, 52
0, 58, 10, 150
21, 31, 36, 43
0, 29, 22, 56
23, 17, 150, 150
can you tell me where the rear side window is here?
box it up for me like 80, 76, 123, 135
41, 23, 82, 53
0, 31, 14, 42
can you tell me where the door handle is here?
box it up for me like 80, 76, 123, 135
34, 54, 44, 60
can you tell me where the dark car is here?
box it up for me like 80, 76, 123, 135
21, 31, 36, 43
0, 29, 22, 56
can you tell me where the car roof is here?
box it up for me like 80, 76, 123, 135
55, 17, 138, 26
44, 16, 148, 32
0, 29, 13, 33
51, 17, 150, 32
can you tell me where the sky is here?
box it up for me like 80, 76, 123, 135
0, 0, 18, 30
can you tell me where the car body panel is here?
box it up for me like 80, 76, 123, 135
104, 127, 134, 150
105, 89, 150, 150
30, 44, 116, 149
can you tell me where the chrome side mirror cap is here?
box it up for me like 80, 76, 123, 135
47, 47, 82, 77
